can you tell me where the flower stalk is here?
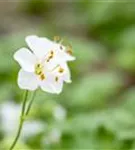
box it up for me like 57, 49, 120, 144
9, 90, 36, 150
25, 90, 37, 116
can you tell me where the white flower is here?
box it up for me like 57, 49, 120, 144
22, 121, 46, 139
53, 105, 67, 121
42, 128, 62, 145
0, 102, 20, 136
0, 102, 46, 139
14, 35, 75, 94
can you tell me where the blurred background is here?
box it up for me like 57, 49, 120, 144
1, 0, 135, 149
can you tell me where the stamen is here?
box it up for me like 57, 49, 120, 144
54, 36, 60, 42
55, 76, 59, 82
58, 67, 64, 73
40, 74, 45, 80
46, 59, 50, 62
46, 50, 54, 62
50, 50, 54, 55
37, 64, 40, 67
36, 70, 42, 75
35, 63, 43, 75
66, 45, 73, 55
60, 45, 63, 50
66, 49, 73, 55
49, 55, 53, 59
54, 36, 64, 44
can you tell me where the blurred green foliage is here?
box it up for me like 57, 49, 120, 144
1, 0, 135, 150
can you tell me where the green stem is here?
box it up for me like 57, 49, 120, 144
25, 90, 36, 116
9, 90, 28, 150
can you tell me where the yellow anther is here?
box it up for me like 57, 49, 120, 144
46, 51, 54, 62
46, 59, 50, 62
54, 36, 60, 42
50, 50, 54, 55
60, 45, 63, 50
49, 55, 53, 59
55, 76, 59, 82
35, 63, 46, 81
66, 49, 73, 55
58, 67, 64, 73
35, 63, 43, 75
66, 44, 73, 55
40, 74, 45, 81
36, 70, 42, 75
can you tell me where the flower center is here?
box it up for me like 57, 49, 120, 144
35, 63, 45, 80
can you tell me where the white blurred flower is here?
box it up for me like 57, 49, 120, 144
0, 101, 46, 139
0, 101, 20, 136
53, 105, 67, 121
22, 121, 46, 139
14, 35, 75, 94
43, 128, 62, 145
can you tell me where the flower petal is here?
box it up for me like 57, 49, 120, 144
53, 78, 63, 94
40, 73, 63, 94
40, 81, 56, 94
61, 63, 72, 83
25, 35, 56, 59
55, 43, 75, 62
18, 69, 38, 91
14, 48, 36, 72
57, 50, 76, 62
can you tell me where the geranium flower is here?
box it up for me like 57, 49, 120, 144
14, 35, 75, 94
